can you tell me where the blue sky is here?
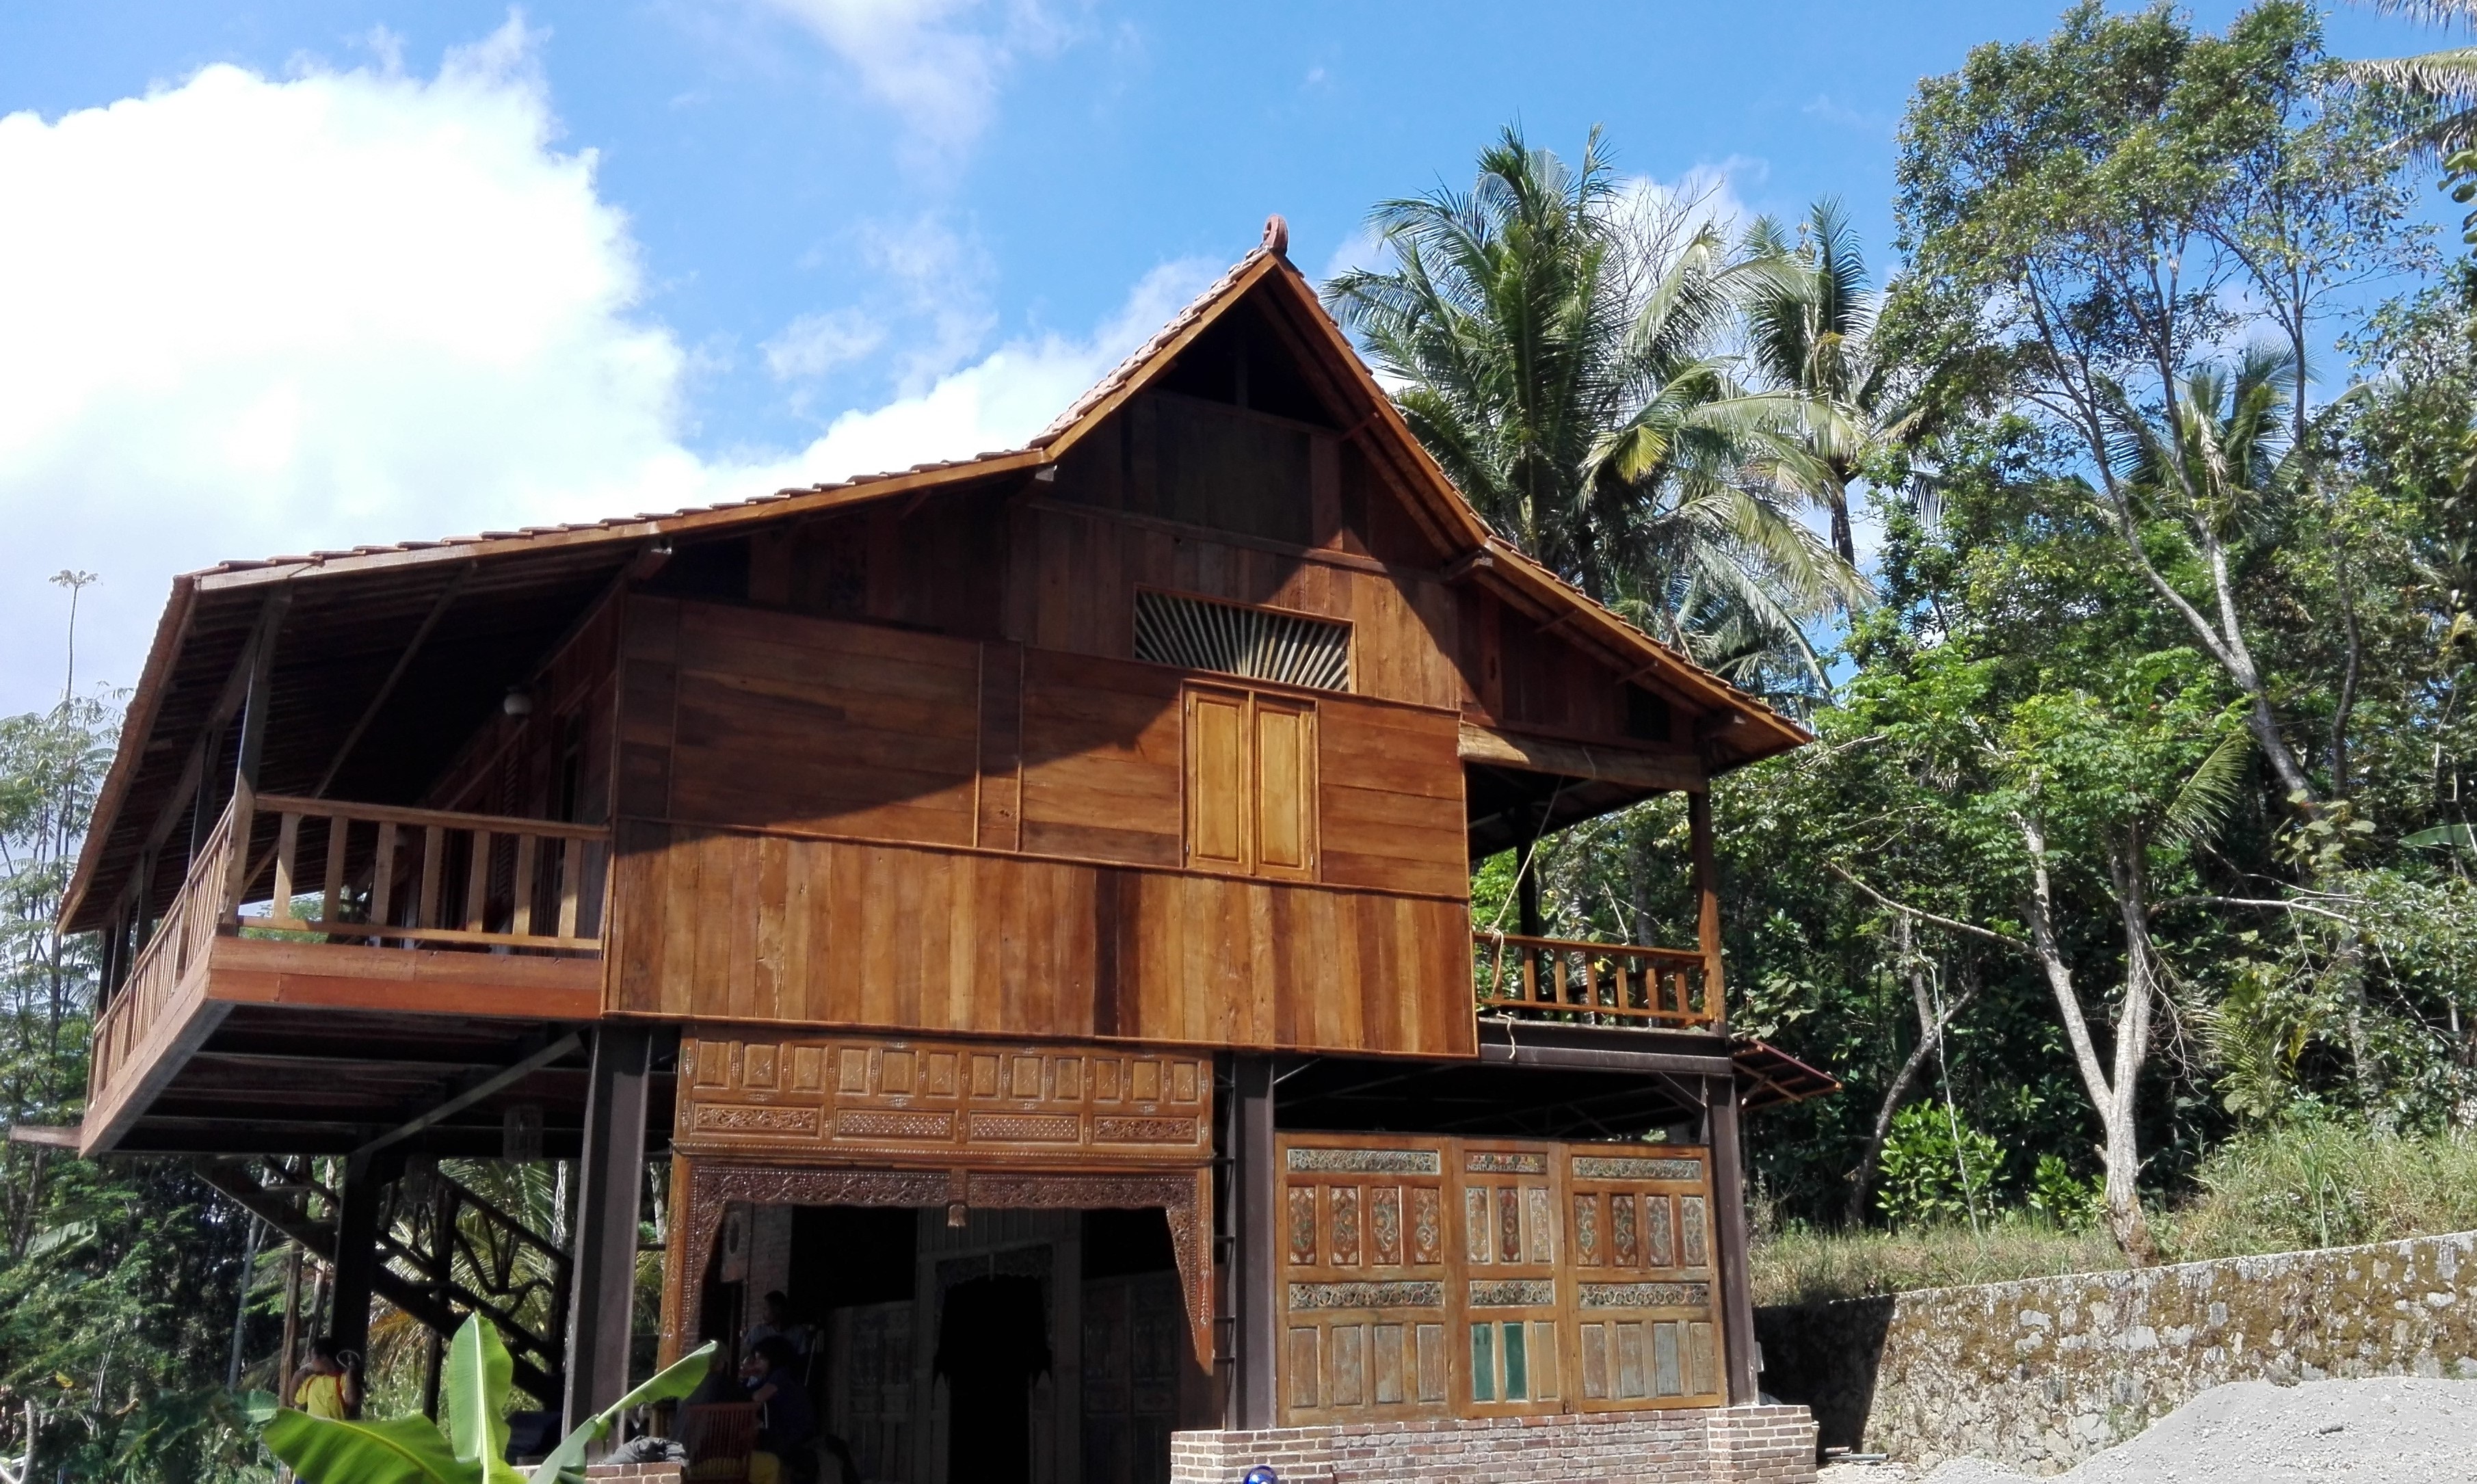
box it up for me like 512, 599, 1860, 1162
0, 1, 2450, 709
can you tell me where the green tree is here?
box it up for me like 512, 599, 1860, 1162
1741, 198, 1912, 568
1326, 126, 1868, 700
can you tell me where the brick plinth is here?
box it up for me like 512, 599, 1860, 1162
1169, 1405, 1816, 1484
581, 1465, 683, 1481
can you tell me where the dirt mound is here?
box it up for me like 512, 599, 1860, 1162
1916, 1377, 2477, 1483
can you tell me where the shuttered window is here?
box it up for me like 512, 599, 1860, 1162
1184, 686, 1316, 879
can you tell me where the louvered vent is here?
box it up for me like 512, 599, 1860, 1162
1134, 591, 1351, 692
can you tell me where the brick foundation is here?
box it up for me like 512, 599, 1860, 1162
1169, 1405, 1816, 1484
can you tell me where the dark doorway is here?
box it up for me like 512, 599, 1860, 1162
934, 1273, 1050, 1484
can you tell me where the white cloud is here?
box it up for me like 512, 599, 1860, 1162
769, 256, 1215, 484
747, 0, 1065, 157
0, 23, 1211, 714
764, 308, 887, 379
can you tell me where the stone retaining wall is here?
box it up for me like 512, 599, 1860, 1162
1170, 1405, 1816, 1484
1754, 1228, 2477, 1475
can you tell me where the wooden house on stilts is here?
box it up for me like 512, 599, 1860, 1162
51, 220, 1836, 1484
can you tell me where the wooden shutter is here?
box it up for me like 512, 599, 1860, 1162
1185, 689, 1247, 869
1253, 698, 1314, 878
1184, 687, 1316, 879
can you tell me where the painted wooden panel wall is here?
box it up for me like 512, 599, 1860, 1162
607, 825, 1476, 1057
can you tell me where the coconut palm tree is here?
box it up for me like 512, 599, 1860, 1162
2347, 1, 2477, 153
1740, 198, 1909, 568
1325, 127, 1868, 700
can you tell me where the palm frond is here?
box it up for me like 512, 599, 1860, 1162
2161, 728, 2254, 847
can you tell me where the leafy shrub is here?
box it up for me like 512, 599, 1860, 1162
2026, 1154, 2101, 1231
1875, 1102, 2006, 1230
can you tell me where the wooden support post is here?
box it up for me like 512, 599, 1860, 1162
1708, 1075, 1760, 1405
329, 1150, 393, 1414
1230, 1055, 1278, 1429
1688, 788, 1725, 1031
1516, 857, 1543, 940
565, 1026, 652, 1441
276, 1234, 303, 1409
231, 590, 289, 797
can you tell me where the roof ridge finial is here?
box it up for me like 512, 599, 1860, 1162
1262, 214, 1289, 260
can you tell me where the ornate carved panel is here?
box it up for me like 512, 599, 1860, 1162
674, 1033, 1213, 1167
1273, 1133, 1726, 1427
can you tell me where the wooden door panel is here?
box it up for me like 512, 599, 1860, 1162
1275, 1134, 1728, 1425
1275, 1141, 1455, 1426
1564, 1146, 1725, 1410
1454, 1143, 1561, 1416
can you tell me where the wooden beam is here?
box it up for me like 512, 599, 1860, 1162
1457, 721, 1704, 793
350, 1031, 582, 1161
197, 1162, 560, 1404
310, 564, 472, 797
104, 591, 289, 929
230, 588, 291, 797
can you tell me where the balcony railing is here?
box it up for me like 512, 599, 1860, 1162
89, 788, 609, 1107
238, 793, 607, 951
1474, 930, 1719, 1032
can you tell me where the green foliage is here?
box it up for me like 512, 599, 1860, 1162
2027, 1154, 2102, 1232
1875, 1102, 2006, 1230
2173, 1123, 2477, 1256
256, 1314, 715, 1484
1325, 125, 1867, 703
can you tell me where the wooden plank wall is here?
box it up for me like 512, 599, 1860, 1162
608, 825, 1474, 1055
613, 592, 1476, 1058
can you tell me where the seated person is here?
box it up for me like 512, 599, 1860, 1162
743, 1290, 812, 1363
289, 1339, 359, 1421
742, 1336, 819, 1484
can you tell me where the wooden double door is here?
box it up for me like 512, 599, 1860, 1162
1275, 1134, 1725, 1426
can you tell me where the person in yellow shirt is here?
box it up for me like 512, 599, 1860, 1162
290, 1339, 359, 1421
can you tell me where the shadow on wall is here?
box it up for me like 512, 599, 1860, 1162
1754, 1298, 1894, 1455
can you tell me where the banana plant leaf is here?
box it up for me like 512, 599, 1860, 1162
259, 1412, 479, 1484
527, 1342, 717, 1484
256, 1314, 717, 1484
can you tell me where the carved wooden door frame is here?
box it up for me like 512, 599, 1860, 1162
661, 1156, 1215, 1370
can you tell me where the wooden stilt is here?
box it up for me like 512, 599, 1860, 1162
565, 1026, 652, 1442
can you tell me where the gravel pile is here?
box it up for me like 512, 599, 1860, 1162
1909, 1378, 2477, 1483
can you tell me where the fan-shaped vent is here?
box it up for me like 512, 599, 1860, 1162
1133, 591, 1350, 692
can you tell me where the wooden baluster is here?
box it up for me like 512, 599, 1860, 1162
1582, 955, 1600, 1013
1552, 950, 1569, 1009
1520, 944, 1537, 1005
271, 812, 302, 927
419, 825, 445, 931
557, 838, 583, 940
512, 834, 538, 938
464, 830, 491, 933
371, 823, 397, 941
321, 814, 347, 936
